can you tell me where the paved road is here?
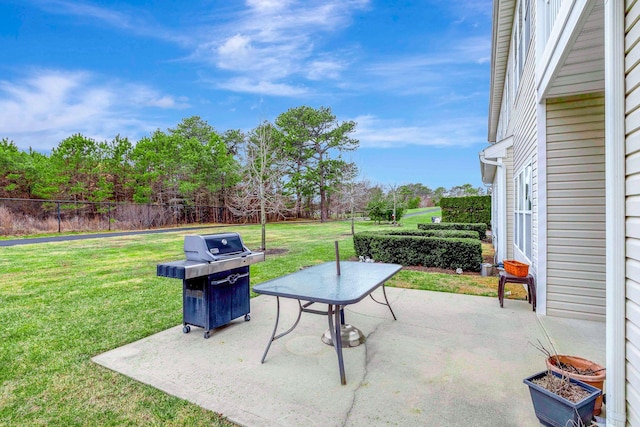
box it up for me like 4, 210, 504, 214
0, 225, 223, 247
403, 207, 440, 217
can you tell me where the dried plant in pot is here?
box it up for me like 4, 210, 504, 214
545, 355, 606, 416
523, 370, 601, 427
523, 341, 603, 426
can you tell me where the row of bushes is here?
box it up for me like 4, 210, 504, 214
439, 196, 491, 225
353, 230, 483, 271
372, 229, 479, 240
417, 222, 487, 240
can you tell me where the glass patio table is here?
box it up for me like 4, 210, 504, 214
253, 261, 402, 385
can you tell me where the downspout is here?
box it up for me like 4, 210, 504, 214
605, 0, 626, 425
479, 153, 506, 263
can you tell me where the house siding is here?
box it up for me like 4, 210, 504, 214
545, 93, 605, 321
626, 0, 640, 421
511, 35, 538, 270
494, 0, 536, 268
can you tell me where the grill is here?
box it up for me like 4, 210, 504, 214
157, 232, 264, 339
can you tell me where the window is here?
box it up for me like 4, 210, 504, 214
513, 0, 532, 91
514, 162, 532, 260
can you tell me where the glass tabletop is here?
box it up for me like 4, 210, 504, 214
252, 261, 402, 305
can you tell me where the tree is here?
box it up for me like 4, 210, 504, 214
433, 186, 447, 205
448, 183, 485, 197
49, 134, 102, 201
0, 139, 34, 198
169, 117, 240, 210
365, 187, 406, 224
276, 106, 359, 222
100, 135, 134, 203
169, 116, 216, 145
229, 122, 291, 249
130, 130, 181, 204
333, 168, 370, 234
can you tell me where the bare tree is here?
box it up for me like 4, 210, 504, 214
345, 179, 371, 235
228, 122, 292, 250
388, 184, 399, 224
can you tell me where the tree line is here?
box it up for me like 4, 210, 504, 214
0, 105, 485, 224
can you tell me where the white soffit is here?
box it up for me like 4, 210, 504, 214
488, 0, 516, 142
537, 0, 604, 100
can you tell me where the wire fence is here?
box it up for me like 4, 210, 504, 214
0, 198, 239, 235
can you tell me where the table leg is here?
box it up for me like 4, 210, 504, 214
261, 297, 304, 363
328, 303, 347, 385
369, 284, 397, 320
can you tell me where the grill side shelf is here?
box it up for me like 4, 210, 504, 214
156, 252, 265, 280
157, 262, 187, 279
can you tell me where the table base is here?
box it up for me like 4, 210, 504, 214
321, 324, 366, 347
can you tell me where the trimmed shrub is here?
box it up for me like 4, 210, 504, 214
353, 231, 482, 271
440, 195, 491, 225
381, 229, 479, 239
417, 222, 487, 240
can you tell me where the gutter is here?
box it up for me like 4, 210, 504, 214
479, 153, 506, 263
604, 0, 626, 425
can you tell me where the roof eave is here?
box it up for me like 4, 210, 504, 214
488, 0, 516, 143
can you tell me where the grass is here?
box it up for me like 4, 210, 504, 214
0, 214, 525, 426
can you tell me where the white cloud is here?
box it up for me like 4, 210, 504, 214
353, 115, 486, 149
0, 70, 189, 151
307, 60, 344, 80
245, 0, 292, 12
190, 0, 368, 94
356, 34, 490, 96
28, 1, 368, 96
30, 0, 189, 44
217, 34, 253, 60
216, 77, 307, 97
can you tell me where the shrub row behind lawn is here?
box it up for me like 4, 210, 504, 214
417, 222, 487, 240
381, 229, 480, 239
353, 232, 483, 271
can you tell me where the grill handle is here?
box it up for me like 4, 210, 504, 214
210, 272, 249, 286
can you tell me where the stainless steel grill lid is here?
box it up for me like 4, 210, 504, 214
184, 232, 251, 262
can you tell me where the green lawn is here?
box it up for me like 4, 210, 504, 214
0, 215, 518, 426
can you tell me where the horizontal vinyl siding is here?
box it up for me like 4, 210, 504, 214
627, 0, 640, 422
545, 93, 605, 322
511, 26, 538, 271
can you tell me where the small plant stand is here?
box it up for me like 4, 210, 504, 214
498, 270, 536, 311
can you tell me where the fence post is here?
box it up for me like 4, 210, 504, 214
57, 201, 61, 233
147, 203, 150, 229
108, 203, 111, 231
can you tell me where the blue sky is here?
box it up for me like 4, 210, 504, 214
0, 0, 492, 190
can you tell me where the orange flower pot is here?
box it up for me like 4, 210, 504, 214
546, 355, 606, 416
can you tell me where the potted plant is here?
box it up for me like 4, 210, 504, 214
523, 370, 601, 427
523, 341, 603, 426
546, 355, 606, 416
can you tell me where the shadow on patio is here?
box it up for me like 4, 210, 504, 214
93, 287, 605, 427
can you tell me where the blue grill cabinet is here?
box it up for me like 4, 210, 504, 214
157, 233, 264, 339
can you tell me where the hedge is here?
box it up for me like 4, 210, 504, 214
353, 230, 478, 256
417, 222, 487, 240
439, 195, 491, 225
353, 231, 483, 271
374, 229, 479, 239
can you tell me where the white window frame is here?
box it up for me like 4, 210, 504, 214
513, 0, 532, 92
514, 161, 532, 261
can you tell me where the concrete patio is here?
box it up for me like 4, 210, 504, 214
93, 287, 605, 426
